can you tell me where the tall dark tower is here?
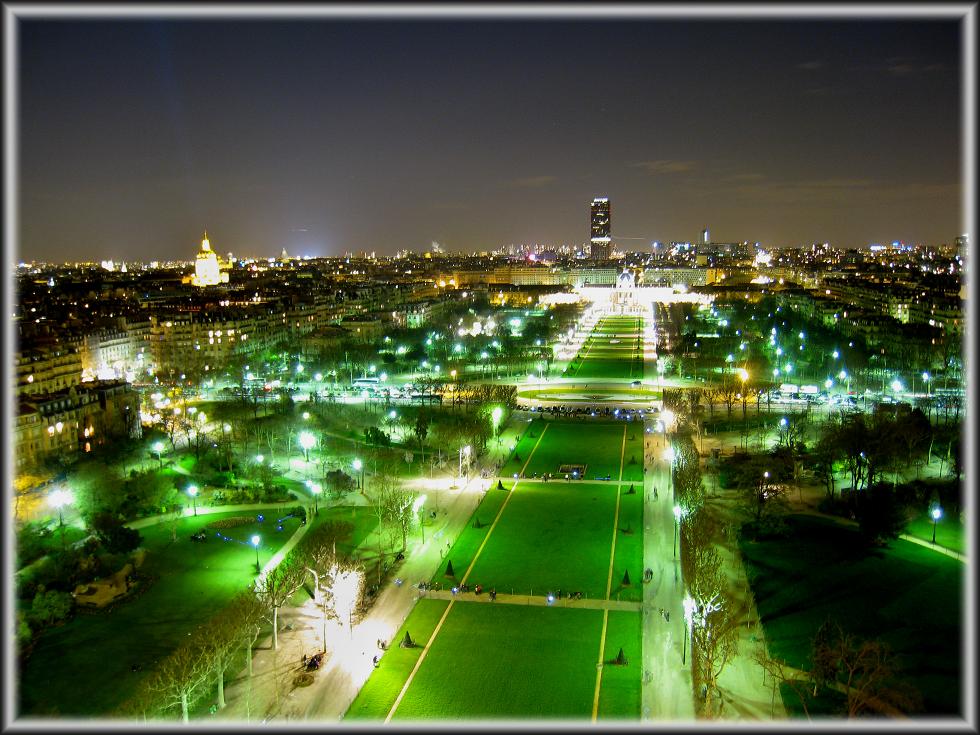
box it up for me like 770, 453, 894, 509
590, 197, 611, 260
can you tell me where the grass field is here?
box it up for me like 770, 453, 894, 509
596, 611, 643, 718
18, 510, 307, 717
349, 600, 609, 720
346, 598, 451, 719
500, 420, 643, 483
461, 482, 627, 599
564, 316, 644, 381
740, 514, 963, 716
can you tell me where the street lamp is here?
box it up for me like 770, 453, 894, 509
491, 406, 504, 446
930, 506, 943, 544
353, 458, 364, 491
310, 482, 322, 515
49, 488, 74, 548
299, 430, 316, 461
922, 372, 931, 396
251, 535, 261, 572
664, 445, 676, 496
413, 494, 427, 543
459, 445, 471, 484
682, 594, 696, 665
187, 485, 199, 516
152, 441, 164, 468
673, 504, 685, 558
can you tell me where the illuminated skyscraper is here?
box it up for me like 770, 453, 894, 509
590, 197, 611, 260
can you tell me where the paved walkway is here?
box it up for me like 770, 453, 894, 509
213, 420, 526, 723
640, 425, 696, 721
417, 588, 642, 611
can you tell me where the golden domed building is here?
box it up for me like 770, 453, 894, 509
188, 232, 229, 287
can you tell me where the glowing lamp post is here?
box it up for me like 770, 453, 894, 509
491, 406, 504, 446
187, 484, 199, 516
413, 494, 427, 543
331, 565, 363, 637
299, 430, 316, 462
930, 506, 943, 544
152, 441, 164, 468
664, 446, 676, 496
251, 535, 261, 573
459, 445, 471, 485
353, 458, 364, 492
672, 504, 685, 558
310, 482, 322, 516
682, 594, 696, 665
922, 372, 931, 396
49, 488, 74, 548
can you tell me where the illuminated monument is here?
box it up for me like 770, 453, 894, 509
189, 232, 229, 287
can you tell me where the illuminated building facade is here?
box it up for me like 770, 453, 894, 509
190, 232, 229, 287
590, 197, 611, 260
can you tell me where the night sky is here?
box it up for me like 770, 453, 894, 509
17, 16, 963, 262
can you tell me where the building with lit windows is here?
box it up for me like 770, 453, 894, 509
590, 197, 611, 260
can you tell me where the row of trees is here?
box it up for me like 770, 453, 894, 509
671, 433, 742, 718
811, 404, 956, 499
119, 521, 362, 722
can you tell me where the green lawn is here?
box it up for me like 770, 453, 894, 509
904, 510, 965, 554
346, 598, 452, 720
611, 488, 644, 599
596, 611, 643, 718
740, 514, 963, 716
564, 316, 644, 381
505, 420, 642, 482
463, 482, 622, 599
428, 488, 509, 585
318, 503, 380, 555
389, 603, 605, 720
18, 511, 304, 717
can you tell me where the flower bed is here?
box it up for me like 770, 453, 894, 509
205, 516, 255, 530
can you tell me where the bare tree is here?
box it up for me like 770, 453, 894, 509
691, 590, 741, 718
255, 560, 304, 651
229, 588, 268, 680
752, 648, 812, 719
140, 638, 214, 722
813, 619, 921, 718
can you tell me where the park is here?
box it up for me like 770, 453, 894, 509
15, 286, 966, 723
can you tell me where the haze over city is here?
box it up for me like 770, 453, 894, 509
18, 16, 962, 262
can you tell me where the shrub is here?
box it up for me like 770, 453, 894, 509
16, 611, 33, 651
91, 512, 142, 554
16, 522, 53, 569
855, 484, 910, 545
29, 589, 74, 628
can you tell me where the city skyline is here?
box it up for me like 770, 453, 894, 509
16, 13, 964, 262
